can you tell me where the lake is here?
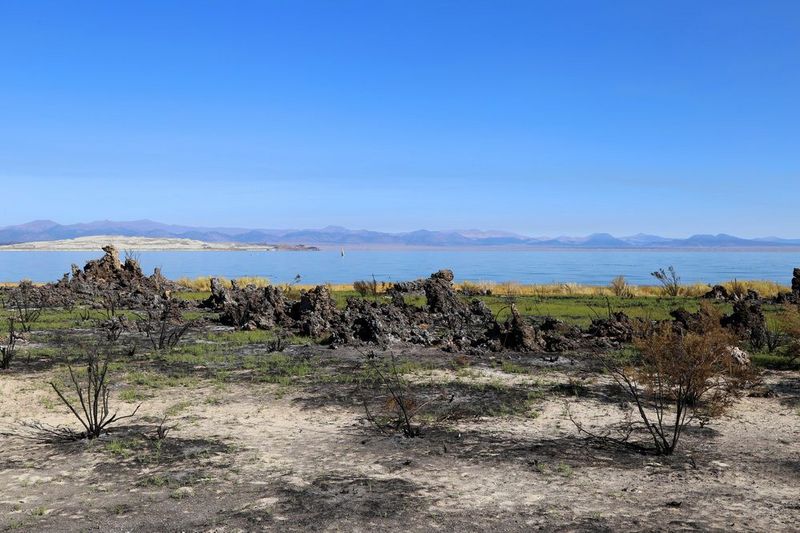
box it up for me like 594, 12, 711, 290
1, 250, 799, 286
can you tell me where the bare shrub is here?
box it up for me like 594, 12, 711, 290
136, 297, 191, 351
359, 351, 421, 437
144, 414, 176, 443
651, 266, 682, 297
91, 290, 128, 341
265, 327, 290, 353
353, 280, 368, 296
7, 281, 43, 332
99, 289, 122, 319
100, 316, 128, 342
123, 249, 141, 265
609, 275, 632, 298
76, 307, 93, 322
1, 318, 19, 369
44, 349, 139, 440
598, 306, 753, 455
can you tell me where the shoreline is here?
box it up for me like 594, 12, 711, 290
0, 235, 319, 252
1, 238, 799, 253
0, 246, 318, 252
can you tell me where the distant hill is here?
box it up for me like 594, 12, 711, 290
1, 220, 799, 249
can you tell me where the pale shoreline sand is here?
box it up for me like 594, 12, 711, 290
0, 235, 317, 252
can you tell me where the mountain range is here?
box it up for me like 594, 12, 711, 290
2, 220, 800, 249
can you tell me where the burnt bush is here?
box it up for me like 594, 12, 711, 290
6, 281, 45, 332
31, 348, 140, 440
136, 296, 192, 351
0, 318, 19, 369
585, 305, 755, 455
359, 351, 423, 438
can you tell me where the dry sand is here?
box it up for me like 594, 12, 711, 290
0, 344, 797, 532
0, 236, 277, 252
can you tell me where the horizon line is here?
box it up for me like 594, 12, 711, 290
3, 218, 800, 242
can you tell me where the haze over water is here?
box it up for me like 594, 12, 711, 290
2, 250, 799, 286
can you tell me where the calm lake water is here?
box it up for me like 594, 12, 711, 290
1, 250, 800, 286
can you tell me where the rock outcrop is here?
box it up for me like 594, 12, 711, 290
203, 269, 538, 352
500, 305, 544, 351
721, 300, 768, 348
703, 285, 729, 300
291, 285, 341, 337
587, 311, 634, 344
27, 245, 178, 309
793, 268, 800, 300
200, 268, 658, 353
204, 280, 290, 330
0, 246, 183, 319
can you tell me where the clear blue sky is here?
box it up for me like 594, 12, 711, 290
1, 1, 798, 237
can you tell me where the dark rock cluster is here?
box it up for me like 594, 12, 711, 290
704, 270, 800, 305
721, 300, 768, 348
53, 245, 177, 308
206, 270, 495, 351
3, 245, 176, 311
671, 300, 768, 348
205, 278, 292, 330
498, 305, 543, 351
703, 285, 730, 300
793, 268, 800, 300
200, 266, 787, 353
703, 284, 760, 302
587, 312, 635, 345
535, 317, 582, 352
202, 269, 571, 353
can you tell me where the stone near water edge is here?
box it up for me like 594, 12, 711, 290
703, 285, 729, 300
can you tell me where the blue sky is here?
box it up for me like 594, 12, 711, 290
1, 1, 798, 237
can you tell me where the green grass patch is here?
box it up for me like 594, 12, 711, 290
475, 294, 711, 326
160, 342, 226, 365
255, 353, 314, 384
0, 308, 76, 333
500, 361, 528, 374
206, 328, 312, 346
125, 370, 201, 389
118, 387, 151, 402
105, 439, 135, 458
750, 352, 800, 370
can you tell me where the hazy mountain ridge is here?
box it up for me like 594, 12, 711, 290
2, 220, 799, 248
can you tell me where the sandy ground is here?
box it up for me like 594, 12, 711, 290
0, 346, 798, 532
0, 236, 298, 251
